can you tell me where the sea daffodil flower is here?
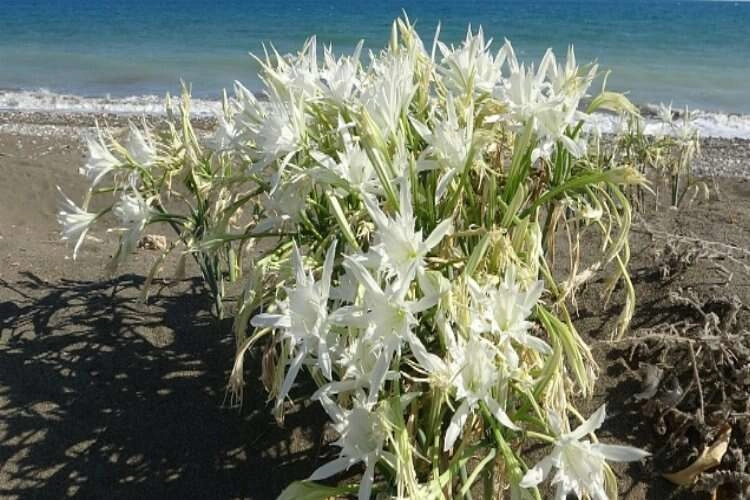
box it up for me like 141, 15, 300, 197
56, 186, 98, 260
469, 268, 551, 354
310, 395, 391, 500
363, 182, 452, 286
251, 241, 338, 411
126, 121, 157, 167
338, 255, 438, 402
520, 404, 649, 499
79, 132, 120, 186
418, 329, 520, 450
111, 187, 151, 256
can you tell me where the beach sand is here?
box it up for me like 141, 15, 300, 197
1, 112, 749, 499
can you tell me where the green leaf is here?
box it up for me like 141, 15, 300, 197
276, 481, 357, 500
464, 233, 491, 278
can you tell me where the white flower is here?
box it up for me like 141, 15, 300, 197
252, 93, 307, 170
437, 27, 504, 96
495, 43, 555, 125
79, 132, 120, 186
312, 331, 396, 399
253, 176, 311, 234
469, 268, 550, 354
256, 37, 320, 98
126, 121, 156, 167
493, 43, 587, 160
251, 242, 337, 410
337, 255, 438, 401
577, 201, 604, 222
535, 104, 586, 159
310, 395, 390, 500
111, 188, 151, 256
319, 42, 363, 104
211, 112, 239, 151
412, 98, 484, 201
362, 52, 416, 138
56, 186, 98, 260
418, 329, 520, 450
363, 181, 452, 285
311, 118, 379, 194
545, 46, 597, 109
520, 404, 649, 500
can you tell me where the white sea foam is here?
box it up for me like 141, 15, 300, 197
0, 89, 221, 116
2, 89, 750, 140
587, 110, 750, 140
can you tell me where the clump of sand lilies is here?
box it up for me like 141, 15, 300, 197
58, 16, 651, 499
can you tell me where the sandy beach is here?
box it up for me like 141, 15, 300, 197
0, 112, 330, 499
1, 111, 750, 499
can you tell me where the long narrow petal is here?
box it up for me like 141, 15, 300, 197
398, 177, 414, 220
409, 292, 439, 315
362, 194, 389, 230
276, 350, 306, 409
358, 458, 377, 500
519, 455, 554, 488
71, 227, 92, 260
569, 404, 606, 440
250, 313, 291, 329
367, 350, 392, 404
317, 333, 333, 380
320, 240, 338, 298
312, 379, 362, 400
513, 331, 552, 355
328, 305, 369, 328
422, 218, 453, 252
343, 255, 383, 298
592, 443, 650, 462
409, 117, 433, 141
309, 456, 357, 481
523, 280, 545, 311
291, 242, 307, 286
434, 170, 457, 203
486, 397, 520, 431
444, 401, 470, 451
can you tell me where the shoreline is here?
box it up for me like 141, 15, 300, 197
4, 86, 750, 140
1, 109, 748, 179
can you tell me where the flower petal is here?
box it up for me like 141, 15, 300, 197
343, 255, 383, 299
367, 350, 392, 404
592, 443, 650, 462
514, 331, 552, 355
519, 455, 554, 488
569, 403, 606, 440
250, 313, 291, 329
276, 349, 306, 410
320, 240, 338, 298
422, 218, 453, 252
362, 193, 389, 230
309, 456, 357, 481
486, 398, 520, 431
444, 401, 470, 451
434, 170, 456, 203
291, 242, 307, 286
358, 458, 377, 500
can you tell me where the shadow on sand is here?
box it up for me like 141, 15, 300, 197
0, 272, 328, 499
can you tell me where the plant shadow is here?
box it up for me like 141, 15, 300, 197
0, 271, 328, 499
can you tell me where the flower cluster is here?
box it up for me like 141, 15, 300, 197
58, 16, 650, 498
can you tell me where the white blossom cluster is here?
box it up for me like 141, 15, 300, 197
57, 17, 649, 499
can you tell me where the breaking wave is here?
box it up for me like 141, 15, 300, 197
2, 88, 750, 140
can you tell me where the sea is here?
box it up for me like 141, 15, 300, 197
1, 0, 749, 137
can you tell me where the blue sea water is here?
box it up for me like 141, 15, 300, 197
1, 0, 749, 112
